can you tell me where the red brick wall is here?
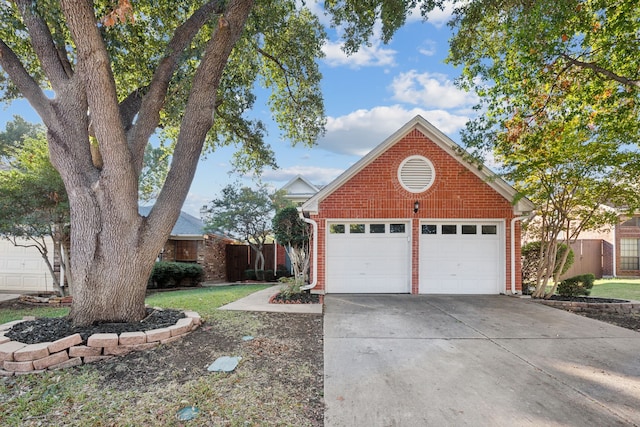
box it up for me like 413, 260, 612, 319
309, 128, 522, 294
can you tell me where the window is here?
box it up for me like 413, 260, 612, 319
390, 224, 406, 234
442, 225, 457, 235
175, 240, 198, 262
370, 224, 385, 234
462, 225, 477, 235
621, 238, 640, 270
621, 217, 640, 227
482, 225, 497, 235
350, 224, 365, 234
329, 224, 345, 234
422, 224, 437, 234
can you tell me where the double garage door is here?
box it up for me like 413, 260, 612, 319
326, 220, 503, 294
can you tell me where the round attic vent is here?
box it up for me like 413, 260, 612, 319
398, 155, 435, 193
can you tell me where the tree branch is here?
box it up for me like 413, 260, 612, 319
560, 53, 640, 89
257, 47, 300, 107
0, 39, 54, 123
15, 0, 71, 89
130, 0, 227, 173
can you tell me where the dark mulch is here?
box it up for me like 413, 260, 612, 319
270, 292, 320, 304
5, 308, 184, 344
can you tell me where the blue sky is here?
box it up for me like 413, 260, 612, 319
0, 2, 480, 217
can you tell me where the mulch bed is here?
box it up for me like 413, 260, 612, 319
548, 295, 629, 303
4, 308, 185, 344
269, 292, 321, 304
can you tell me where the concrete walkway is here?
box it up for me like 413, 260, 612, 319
218, 285, 322, 314
0, 294, 20, 303
324, 294, 640, 426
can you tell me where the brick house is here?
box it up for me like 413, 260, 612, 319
300, 115, 535, 295
563, 214, 640, 279
139, 206, 232, 283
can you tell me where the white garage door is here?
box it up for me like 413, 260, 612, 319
419, 221, 503, 294
0, 238, 55, 293
327, 221, 410, 293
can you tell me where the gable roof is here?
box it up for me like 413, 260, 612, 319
138, 206, 204, 237
302, 115, 535, 215
280, 175, 321, 201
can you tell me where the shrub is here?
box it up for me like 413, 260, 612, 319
276, 264, 291, 278
278, 276, 302, 298
244, 269, 256, 280
557, 274, 595, 297
149, 262, 203, 289
264, 270, 275, 282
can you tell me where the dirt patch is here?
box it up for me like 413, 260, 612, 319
270, 292, 320, 304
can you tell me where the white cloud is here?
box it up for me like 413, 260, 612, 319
261, 166, 345, 185
418, 40, 437, 56
317, 105, 470, 156
389, 70, 478, 109
182, 192, 211, 218
322, 39, 396, 69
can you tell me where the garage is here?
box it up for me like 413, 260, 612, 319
326, 221, 410, 293
419, 221, 503, 294
0, 238, 55, 293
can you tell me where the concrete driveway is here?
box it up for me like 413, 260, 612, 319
324, 295, 640, 426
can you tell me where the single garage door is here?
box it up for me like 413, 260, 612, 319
327, 221, 410, 293
0, 238, 55, 293
419, 221, 503, 294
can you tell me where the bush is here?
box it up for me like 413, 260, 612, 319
264, 270, 275, 282
244, 269, 256, 280
278, 276, 302, 298
148, 262, 204, 289
557, 273, 595, 297
276, 264, 291, 278
522, 241, 575, 289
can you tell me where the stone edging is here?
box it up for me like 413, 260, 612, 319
0, 310, 201, 376
536, 299, 640, 315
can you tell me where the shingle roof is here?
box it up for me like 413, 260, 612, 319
138, 206, 204, 236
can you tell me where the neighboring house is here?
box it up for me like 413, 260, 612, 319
140, 206, 233, 283
0, 237, 55, 293
563, 213, 640, 279
300, 115, 535, 295
281, 175, 321, 205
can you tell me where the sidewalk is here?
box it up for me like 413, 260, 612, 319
0, 294, 20, 303
218, 285, 323, 314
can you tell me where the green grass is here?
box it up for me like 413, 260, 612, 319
0, 284, 273, 325
591, 278, 640, 301
0, 306, 69, 325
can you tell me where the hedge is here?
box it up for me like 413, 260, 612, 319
148, 261, 204, 289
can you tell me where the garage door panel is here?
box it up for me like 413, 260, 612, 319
327, 221, 410, 293
420, 222, 503, 294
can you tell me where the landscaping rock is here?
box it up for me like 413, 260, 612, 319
207, 356, 241, 372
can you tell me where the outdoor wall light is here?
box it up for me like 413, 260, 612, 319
413, 200, 420, 214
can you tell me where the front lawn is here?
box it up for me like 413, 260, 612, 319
0, 284, 272, 325
591, 278, 640, 301
0, 283, 324, 426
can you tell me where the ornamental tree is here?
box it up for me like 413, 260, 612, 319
273, 205, 311, 285
203, 184, 276, 280
443, 0, 640, 296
